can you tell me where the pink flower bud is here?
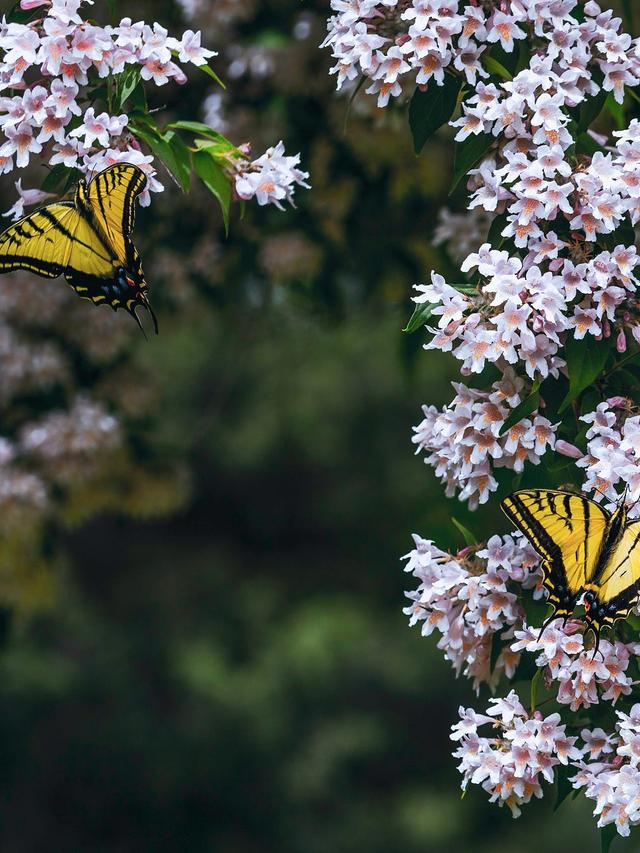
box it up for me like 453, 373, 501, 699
617, 329, 627, 353
555, 440, 583, 459
633, 325, 640, 346
173, 67, 188, 85
20, 0, 50, 7
588, 129, 608, 146
606, 396, 628, 408
602, 319, 610, 338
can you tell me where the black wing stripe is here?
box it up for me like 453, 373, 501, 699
598, 525, 640, 585
0, 255, 62, 273
503, 495, 566, 572
562, 493, 574, 532
93, 174, 110, 234
38, 208, 76, 241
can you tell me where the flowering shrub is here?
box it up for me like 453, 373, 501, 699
324, 0, 640, 844
0, 0, 310, 609
0, 0, 309, 226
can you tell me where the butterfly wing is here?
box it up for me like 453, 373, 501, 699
584, 520, 640, 637
501, 489, 610, 620
0, 202, 78, 278
86, 163, 147, 267
63, 215, 123, 306
0, 197, 131, 307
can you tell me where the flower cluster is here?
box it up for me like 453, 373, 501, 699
576, 706, 640, 837
21, 396, 122, 486
414, 240, 640, 383
452, 691, 582, 817
512, 622, 638, 710
0, 1, 216, 205
0, 0, 308, 216
234, 141, 310, 209
403, 532, 539, 689
412, 369, 557, 507
323, 0, 640, 109
575, 400, 640, 506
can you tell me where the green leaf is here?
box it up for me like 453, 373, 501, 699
577, 90, 608, 133
41, 163, 77, 194
167, 121, 234, 148
601, 825, 618, 853
129, 80, 147, 112
621, 0, 634, 30
193, 148, 232, 235
452, 283, 477, 295
130, 122, 191, 193
450, 133, 494, 193
554, 764, 575, 813
482, 55, 512, 81
408, 75, 462, 155
512, 652, 538, 683
576, 131, 606, 157
115, 67, 141, 110
199, 63, 226, 89
627, 86, 640, 106
486, 212, 508, 249
451, 517, 476, 547
498, 381, 541, 437
559, 336, 611, 414
6, 1, 36, 22
530, 667, 542, 711
402, 301, 434, 333
605, 93, 625, 130
166, 131, 192, 192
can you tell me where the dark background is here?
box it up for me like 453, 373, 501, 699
0, 0, 616, 849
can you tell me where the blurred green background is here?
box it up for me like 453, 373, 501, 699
0, 0, 612, 850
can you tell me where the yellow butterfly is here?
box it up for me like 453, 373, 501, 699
0, 163, 157, 334
501, 488, 640, 647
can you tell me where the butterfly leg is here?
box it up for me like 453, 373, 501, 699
538, 608, 568, 640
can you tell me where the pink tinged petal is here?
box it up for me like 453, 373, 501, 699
555, 440, 583, 460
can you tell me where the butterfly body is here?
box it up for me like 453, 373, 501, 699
0, 164, 156, 333
501, 489, 640, 643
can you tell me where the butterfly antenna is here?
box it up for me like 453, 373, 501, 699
130, 305, 148, 341
590, 627, 602, 661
